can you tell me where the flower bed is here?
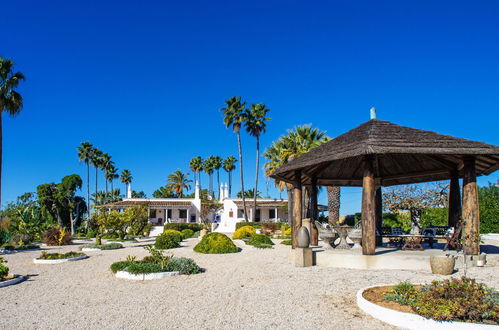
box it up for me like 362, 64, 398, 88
358, 277, 498, 328
33, 251, 88, 264
80, 243, 123, 251
110, 246, 201, 280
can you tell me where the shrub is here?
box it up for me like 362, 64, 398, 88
281, 239, 292, 245
235, 222, 288, 230
246, 234, 274, 247
0, 257, 8, 280
232, 226, 256, 239
38, 251, 86, 260
194, 233, 238, 254
181, 229, 194, 239
168, 257, 201, 275
110, 261, 133, 273
383, 282, 418, 305
164, 223, 203, 232
253, 243, 273, 249
126, 262, 164, 275
81, 243, 123, 250
163, 230, 183, 243
155, 234, 180, 249
42, 227, 72, 246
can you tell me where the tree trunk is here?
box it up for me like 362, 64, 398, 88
292, 171, 302, 248
209, 173, 213, 198
228, 171, 232, 197
361, 156, 376, 255
310, 177, 318, 246
327, 186, 340, 225
95, 167, 98, 204
253, 136, 259, 222
86, 163, 90, 218
287, 186, 293, 226
0, 114, 3, 210
409, 210, 422, 234
69, 211, 75, 236
236, 130, 248, 222
462, 157, 480, 255
448, 170, 461, 228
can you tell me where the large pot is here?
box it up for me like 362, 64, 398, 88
297, 226, 310, 248
430, 256, 456, 275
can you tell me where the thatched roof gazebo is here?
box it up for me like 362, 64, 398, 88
271, 115, 499, 256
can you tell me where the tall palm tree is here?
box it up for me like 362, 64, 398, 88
167, 170, 192, 198
213, 156, 223, 199
106, 163, 118, 193
203, 156, 216, 197
223, 156, 237, 197
221, 96, 248, 221
100, 153, 112, 195
0, 57, 25, 208
90, 148, 103, 208
120, 169, 132, 197
77, 142, 93, 216
244, 103, 271, 221
189, 156, 203, 188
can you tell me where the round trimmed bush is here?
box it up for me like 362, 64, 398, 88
181, 229, 194, 239
194, 233, 238, 254
155, 234, 180, 249
163, 230, 183, 243
232, 226, 256, 239
246, 234, 274, 246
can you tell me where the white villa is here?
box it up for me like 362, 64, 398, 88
103, 182, 289, 235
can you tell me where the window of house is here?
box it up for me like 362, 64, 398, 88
167, 209, 172, 219
255, 209, 261, 222
190, 215, 196, 223
237, 209, 245, 218
269, 209, 276, 219
179, 209, 187, 218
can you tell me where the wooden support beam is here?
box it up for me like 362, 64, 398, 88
448, 170, 461, 228
292, 170, 303, 249
375, 186, 383, 246
310, 177, 319, 246
462, 157, 480, 255
362, 156, 376, 255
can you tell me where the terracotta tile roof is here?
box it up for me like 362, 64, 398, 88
233, 200, 287, 207
102, 199, 193, 208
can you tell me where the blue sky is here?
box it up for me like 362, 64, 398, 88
2, 0, 498, 214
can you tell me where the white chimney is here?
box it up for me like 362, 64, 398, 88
224, 183, 230, 199
127, 184, 132, 198
219, 183, 225, 201
195, 181, 200, 200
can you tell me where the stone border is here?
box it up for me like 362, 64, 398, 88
115, 270, 180, 281
356, 284, 497, 329
33, 255, 88, 264
81, 248, 102, 252
0, 275, 27, 288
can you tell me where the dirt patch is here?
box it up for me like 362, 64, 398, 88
362, 285, 415, 314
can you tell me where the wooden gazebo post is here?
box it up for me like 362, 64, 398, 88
361, 156, 376, 255
448, 169, 461, 228
292, 170, 302, 248
310, 176, 319, 246
375, 186, 383, 246
462, 157, 480, 255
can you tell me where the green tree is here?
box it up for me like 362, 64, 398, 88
100, 153, 112, 195
58, 174, 84, 235
244, 103, 270, 221
221, 96, 248, 221
213, 156, 223, 199
131, 190, 147, 198
237, 190, 262, 198
152, 186, 174, 198
167, 170, 192, 198
0, 57, 25, 208
223, 156, 237, 197
189, 156, 203, 188
90, 148, 103, 207
203, 156, 216, 197
478, 183, 498, 234
77, 142, 93, 218
120, 169, 132, 197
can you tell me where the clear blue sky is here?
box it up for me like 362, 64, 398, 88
3, 0, 498, 214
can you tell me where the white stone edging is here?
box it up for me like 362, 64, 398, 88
81, 248, 102, 252
0, 275, 27, 288
115, 270, 180, 280
356, 284, 497, 329
33, 255, 88, 264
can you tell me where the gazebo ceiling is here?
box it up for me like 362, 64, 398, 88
271, 119, 499, 187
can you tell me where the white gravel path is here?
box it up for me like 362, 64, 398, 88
1, 238, 497, 330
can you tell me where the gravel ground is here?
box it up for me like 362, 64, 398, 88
1, 238, 497, 330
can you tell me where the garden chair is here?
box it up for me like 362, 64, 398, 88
314, 222, 339, 249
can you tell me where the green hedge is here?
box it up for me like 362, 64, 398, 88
194, 233, 238, 254
235, 222, 288, 230
164, 223, 203, 232
246, 234, 274, 247
155, 234, 180, 249
181, 229, 194, 239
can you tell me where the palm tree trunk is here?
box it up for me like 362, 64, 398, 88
0, 114, 3, 209
217, 170, 220, 199
237, 131, 248, 222
198, 170, 201, 187
209, 173, 213, 197
253, 135, 259, 222
95, 167, 98, 205
287, 186, 293, 226
228, 171, 232, 197
86, 163, 90, 218
327, 186, 341, 225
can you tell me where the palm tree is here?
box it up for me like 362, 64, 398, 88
106, 162, 118, 193
327, 186, 341, 225
223, 156, 237, 197
90, 148, 103, 208
221, 96, 248, 221
167, 170, 192, 198
244, 103, 271, 221
203, 156, 216, 197
77, 142, 93, 217
213, 156, 223, 199
0, 57, 25, 208
100, 153, 112, 195
120, 169, 132, 197
189, 156, 203, 188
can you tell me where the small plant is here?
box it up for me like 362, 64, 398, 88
383, 282, 418, 305
110, 261, 134, 273
155, 234, 180, 250
194, 233, 238, 254
181, 229, 194, 239
163, 223, 203, 232
80, 243, 123, 250
163, 230, 183, 243
281, 239, 292, 245
43, 227, 72, 246
246, 234, 274, 247
169, 257, 201, 274
38, 251, 86, 260
253, 243, 273, 249
0, 257, 9, 280
232, 226, 256, 239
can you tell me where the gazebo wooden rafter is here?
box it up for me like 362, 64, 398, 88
271, 118, 499, 255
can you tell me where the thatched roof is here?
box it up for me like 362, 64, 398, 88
271, 119, 499, 187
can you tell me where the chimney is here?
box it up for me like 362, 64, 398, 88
127, 184, 132, 198
195, 181, 200, 200
370, 107, 377, 120
219, 183, 225, 201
